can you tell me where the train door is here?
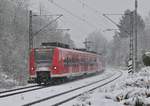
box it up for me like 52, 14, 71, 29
78, 54, 82, 73
97, 55, 102, 72
73, 53, 79, 74
72, 54, 75, 74
68, 52, 73, 77
85, 55, 88, 72
76, 53, 79, 73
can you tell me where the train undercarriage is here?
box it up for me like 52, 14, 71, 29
28, 71, 69, 85
28, 70, 104, 86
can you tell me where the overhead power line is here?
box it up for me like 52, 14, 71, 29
103, 13, 131, 35
59, 18, 86, 36
33, 14, 63, 36
48, 0, 97, 29
74, 0, 106, 29
75, 0, 101, 14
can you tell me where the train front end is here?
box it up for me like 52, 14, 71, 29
29, 48, 54, 84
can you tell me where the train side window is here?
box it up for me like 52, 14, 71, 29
64, 57, 69, 66
64, 58, 67, 66
69, 58, 72, 66
72, 58, 74, 66
66, 57, 69, 65
68, 58, 70, 66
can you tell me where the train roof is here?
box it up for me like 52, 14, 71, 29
33, 47, 100, 56
41, 42, 70, 48
34, 42, 101, 55
56, 47, 100, 56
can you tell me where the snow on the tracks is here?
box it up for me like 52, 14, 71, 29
0, 69, 113, 106
64, 67, 150, 106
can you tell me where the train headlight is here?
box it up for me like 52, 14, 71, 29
53, 66, 57, 70
31, 67, 34, 71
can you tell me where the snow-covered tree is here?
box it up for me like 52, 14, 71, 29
85, 30, 108, 54
0, 0, 72, 85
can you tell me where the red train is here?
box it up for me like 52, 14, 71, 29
28, 42, 105, 84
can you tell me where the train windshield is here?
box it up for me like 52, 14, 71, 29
35, 49, 54, 64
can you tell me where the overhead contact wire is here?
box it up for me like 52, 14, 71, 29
48, 0, 97, 29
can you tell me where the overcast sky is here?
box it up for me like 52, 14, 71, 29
29, 0, 150, 47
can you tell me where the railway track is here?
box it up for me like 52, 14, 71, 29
23, 71, 122, 106
0, 85, 38, 94
0, 85, 45, 98
0, 72, 104, 98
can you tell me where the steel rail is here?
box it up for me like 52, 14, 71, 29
23, 73, 116, 106
0, 86, 46, 98
53, 71, 122, 106
0, 72, 104, 98
0, 85, 39, 94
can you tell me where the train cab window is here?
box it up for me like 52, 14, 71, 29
34, 49, 54, 65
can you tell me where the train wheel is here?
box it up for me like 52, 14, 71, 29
37, 82, 42, 85
62, 77, 68, 83
44, 80, 51, 86
43, 82, 47, 86
56, 79, 61, 84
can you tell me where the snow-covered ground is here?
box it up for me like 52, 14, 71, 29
0, 72, 33, 92
64, 67, 150, 106
0, 68, 115, 106
3, 67, 150, 106
0, 72, 18, 91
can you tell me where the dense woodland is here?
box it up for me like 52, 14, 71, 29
0, 0, 75, 85
86, 9, 150, 67
108, 10, 150, 67
0, 0, 150, 86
